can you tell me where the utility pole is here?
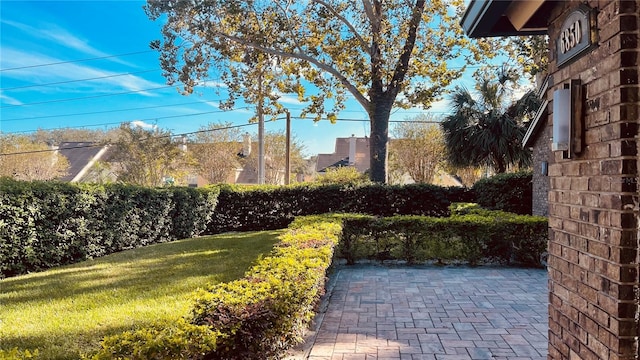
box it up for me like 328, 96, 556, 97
257, 68, 265, 185
285, 110, 291, 185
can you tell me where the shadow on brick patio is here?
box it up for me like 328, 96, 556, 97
288, 265, 548, 360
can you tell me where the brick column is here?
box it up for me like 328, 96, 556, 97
545, 1, 640, 359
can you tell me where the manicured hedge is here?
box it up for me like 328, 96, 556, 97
0, 178, 219, 279
208, 183, 472, 233
1, 173, 534, 279
91, 215, 343, 360
337, 208, 548, 267
472, 171, 533, 215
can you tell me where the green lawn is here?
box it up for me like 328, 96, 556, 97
0, 231, 281, 360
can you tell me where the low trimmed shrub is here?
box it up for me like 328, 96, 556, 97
92, 319, 220, 360
91, 215, 343, 360
337, 211, 547, 267
0, 348, 40, 359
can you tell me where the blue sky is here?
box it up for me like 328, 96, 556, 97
1, 0, 475, 156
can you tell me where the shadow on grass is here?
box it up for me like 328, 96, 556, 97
2, 231, 280, 304
0, 231, 281, 359
0, 324, 159, 360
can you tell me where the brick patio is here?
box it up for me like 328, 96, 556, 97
289, 265, 548, 360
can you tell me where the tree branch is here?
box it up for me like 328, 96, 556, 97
389, 0, 425, 98
273, 1, 307, 55
364, 0, 383, 100
215, 32, 370, 110
310, 0, 369, 54
361, 0, 378, 29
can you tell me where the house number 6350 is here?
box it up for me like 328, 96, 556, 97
560, 20, 581, 54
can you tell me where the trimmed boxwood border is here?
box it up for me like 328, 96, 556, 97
91, 215, 344, 360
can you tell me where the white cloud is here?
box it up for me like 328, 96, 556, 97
277, 94, 306, 105
510, 88, 528, 102
230, 107, 254, 115
130, 120, 157, 130
0, 93, 23, 105
1, 48, 163, 96
196, 80, 228, 88
429, 98, 450, 114
1, 19, 134, 67
203, 101, 221, 108
202, 101, 254, 114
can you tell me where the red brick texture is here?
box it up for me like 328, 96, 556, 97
545, 1, 640, 359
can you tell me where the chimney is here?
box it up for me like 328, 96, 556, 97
348, 134, 356, 166
48, 141, 59, 167
242, 132, 252, 157
180, 135, 187, 152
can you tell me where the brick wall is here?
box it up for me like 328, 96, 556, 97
545, 1, 639, 359
532, 119, 551, 217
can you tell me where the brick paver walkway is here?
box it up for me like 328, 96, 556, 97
293, 265, 548, 360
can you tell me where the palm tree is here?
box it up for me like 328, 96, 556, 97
441, 68, 541, 174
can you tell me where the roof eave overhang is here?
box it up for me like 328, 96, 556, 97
523, 76, 551, 148
523, 99, 549, 148
461, 0, 550, 38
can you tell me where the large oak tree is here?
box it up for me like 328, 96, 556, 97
144, 0, 492, 182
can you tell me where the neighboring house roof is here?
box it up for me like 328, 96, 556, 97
432, 170, 465, 187
461, 0, 552, 38
57, 142, 110, 182
316, 136, 370, 173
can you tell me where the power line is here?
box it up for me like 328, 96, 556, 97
0, 51, 491, 74
0, 114, 444, 156
5, 121, 126, 133
1, 104, 445, 135
0, 50, 156, 72
0, 95, 449, 122
0, 143, 105, 156
1, 108, 253, 134
0, 85, 175, 108
0, 69, 161, 91
0, 122, 258, 156
1, 112, 440, 137
1, 99, 229, 122
289, 116, 442, 124
2, 75, 225, 108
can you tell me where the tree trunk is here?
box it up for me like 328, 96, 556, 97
495, 158, 507, 174
368, 97, 393, 183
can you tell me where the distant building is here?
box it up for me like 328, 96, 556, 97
315, 135, 462, 186
316, 135, 370, 173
